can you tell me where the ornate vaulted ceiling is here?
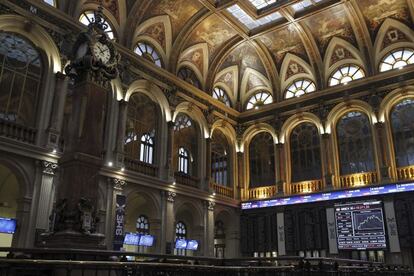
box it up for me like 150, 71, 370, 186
58, 0, 414, 111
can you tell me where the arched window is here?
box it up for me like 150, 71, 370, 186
139, 134, 154, 164
0, 32, 42, 127
175, 221, 187, 240
328, 64, 365, 86
43, 0, 56, 6
136, 215, 149, 235
380, 48, 414, 72
178, 147, 190, 174
174, 114, 192, 131
336, 112, 375, 175
246, 92, 273, 110
134, 42, 162, 67
390, 99, 414, 167
212, 87, 231, 107
285, 79, 316, 99
125, 94, 157, 165
79, 11, 115, 39
211, 131, 230, 186
178, 67, 201, 89
290, 123, 321, 182
249, 132, 275, 188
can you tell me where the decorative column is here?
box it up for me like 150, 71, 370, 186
46, 72, 69, 149
35, 161, 59, 232
321, 133, 334, 189
166, 121, 175, 181
276, 143, 285, 194
204, 200, 215, 257
374, 122, 391, 181
114, 100, 128, 167
162, 191, 176, 254
236, 151, 244, 200
205, 137, 212, 190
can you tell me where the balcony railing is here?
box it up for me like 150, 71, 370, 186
0, 119, 36, 144
339, 171, 377, 188
247, 185, 277, 200
396, 165, 414, 181
174, 172, 199, 188
210, 182, 234, 198
288, 179, 323, 195
124, 157, 158, 177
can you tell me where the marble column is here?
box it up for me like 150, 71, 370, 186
162, 191, 176, 254
205, 138, 212, 190
374, 122, 391, 181
204, 200, 215, 257
115, 100, 128, 167
321, 133, 334, 188
166, 122, 175, 181
276, 143, 285, 194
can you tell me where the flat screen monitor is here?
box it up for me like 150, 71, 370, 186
123, 233, 140, 246
175, 239, 187, 249
186, 240, 198, 251
0, 217, 16, 234
139, 235, 154, 247
335, 201, 387, 250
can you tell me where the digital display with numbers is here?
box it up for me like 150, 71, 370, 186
335, 201, 386, 250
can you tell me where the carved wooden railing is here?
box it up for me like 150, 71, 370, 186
339, 171, 378, 188
210, 182, 234, 198
396, 165, 414, 181
247, 185, 277, 200
288, 179, 323, 195
0, 119, 36, 144
174, 172, 199, 188
124, 157, 158, 177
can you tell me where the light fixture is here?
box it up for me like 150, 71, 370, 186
52, 148, 57, 154
172, 181, 176, 186
108, 161, 113, 167
121, 167, 125, 172
212, 192, 216, 196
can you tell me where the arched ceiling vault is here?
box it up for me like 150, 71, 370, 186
65, 0, 414, 107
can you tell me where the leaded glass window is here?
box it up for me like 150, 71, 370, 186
249, 132, 275, 187
290, 123, 321, 182
134, 42, 162, 67
174, 114, 197, 176
380, 48, 414, 72
139, 134, 154, 164
178, 147, 190, 174
178, 67, 201, 89
212, 87, 231, 107
136, 215, 149, 235
285, 79, 316, 99
336, 112, 375, 175
175, 221, 187, 240
391, 99, 414, 167
43, 0, 56, 6
246, 92, 273, 110
0, 32, 42, 127
79, 11, 115, 39
211, 131, 229, 186
328, 64, 365, 86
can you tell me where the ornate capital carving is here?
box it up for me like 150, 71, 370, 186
167, 191, 176, 203
113, 178, 127, 191
42, 161, 58, 175
207, 200, 215, 211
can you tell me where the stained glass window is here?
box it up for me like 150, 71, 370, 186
285, 79, 316, 99
380, 48, 414, 72
174, 114, 192, 131
139, 134, 154, 164
391, 99, 414, 167
290, 123, 321, 182
134, 42, 162, 67
328, 64, 365, 86
246, 92, 273, 110
249, 132, 275, 188
0, 32, 42, 127
336, 112, 375, 175
79, 11, 115, 39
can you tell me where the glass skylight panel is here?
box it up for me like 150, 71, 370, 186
43, 0, 55, 6
248, 0, 277, 9
227, 4, 282, 30
291, 0, 324, 12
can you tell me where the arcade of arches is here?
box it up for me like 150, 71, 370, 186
2, 0, 414, 267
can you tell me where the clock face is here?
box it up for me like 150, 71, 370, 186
93, 42, 111, 65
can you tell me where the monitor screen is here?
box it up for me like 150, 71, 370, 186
0, 217, 16, 234
123, 233, 140, 246
139, 235, 154, 247
186, 240, 198, 251
175, 239, 187, 249
335, 201, 387, 250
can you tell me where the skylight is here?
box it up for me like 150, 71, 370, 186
291, 0, 324, 12
227, 4, 282, 30
248, 0, 277, 9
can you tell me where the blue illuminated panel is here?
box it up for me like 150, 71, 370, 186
241, 182, 414, 210
139, 235, 154, 247
123, 233, 140, 245
0, 218, 16, 234
175, 239, 187, 249
186, 240, 199, 251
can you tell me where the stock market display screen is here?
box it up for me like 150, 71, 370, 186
335, 201, 387, 250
